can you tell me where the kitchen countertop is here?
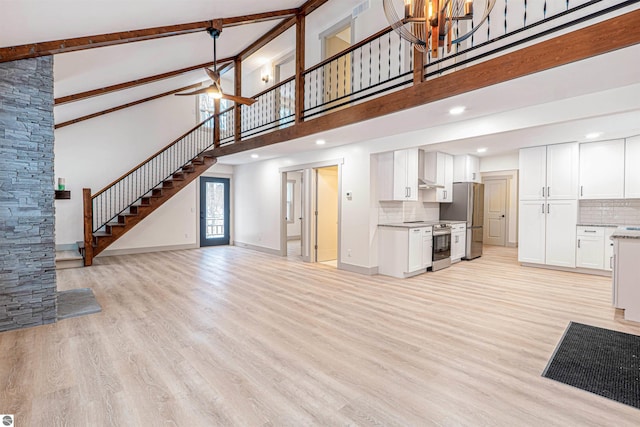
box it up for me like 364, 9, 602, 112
577, 223, 619, 228
611, 226, 640, 240
379, 220, 466, 228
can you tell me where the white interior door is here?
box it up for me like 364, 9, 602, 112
316, 166, 339, 263
484, 179, 507, 246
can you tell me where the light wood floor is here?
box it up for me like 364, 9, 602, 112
2, 246, 640, 426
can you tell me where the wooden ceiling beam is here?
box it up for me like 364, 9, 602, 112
0, 7, 311, 63
55, 83, 201, 129
54, 58, 234, 105
222, 9, 298, 27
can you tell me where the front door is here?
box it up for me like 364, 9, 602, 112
200, 177, 230, 246
484, 178, 507, 246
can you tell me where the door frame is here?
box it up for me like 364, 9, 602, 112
198, 173, 233, 247
199, 176, 231, 246
279, 159, 343, 264
482, 173, 517, 247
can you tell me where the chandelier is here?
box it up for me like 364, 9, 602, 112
383, 0, 496, 57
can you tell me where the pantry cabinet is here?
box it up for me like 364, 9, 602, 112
519, 143, 579, 200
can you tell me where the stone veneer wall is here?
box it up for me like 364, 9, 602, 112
0, 56, 57, 332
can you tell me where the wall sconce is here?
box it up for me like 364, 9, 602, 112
261, 65, 271, 84
261, 73, 270, 84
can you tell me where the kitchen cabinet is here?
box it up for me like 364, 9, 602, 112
625, 135, 640, 198
519, 143, 579, 200
423, 151, 453, 203
604, 227, 616, 271
378, 226, 432, 278
579, 139, 625, 199
576, 227, 604, 270
451, 223, 466, 262
518, 200, 577, 267
612, 232, 640, 322
378, 148, 419, 201
453, 154, 480, 183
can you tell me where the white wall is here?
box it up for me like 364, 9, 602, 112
480, 152, 519, 172
54, 94, 227, 253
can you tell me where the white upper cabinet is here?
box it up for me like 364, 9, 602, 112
519, 143, 578, 200
579, 139, 625, 199
423, 151, 454, 203
519, 146, 547, 200
453, 154, 480, 183
546, 143, 579, 199
625, 135, 640, 199
378, 148, 419, 201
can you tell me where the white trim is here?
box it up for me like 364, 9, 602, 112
287, 235, 301, 241
279, 158, 344, 173
98, 243, 198, 258
520, 262, 611, 277
338, 262, 378, 276
234, 241, 282, 256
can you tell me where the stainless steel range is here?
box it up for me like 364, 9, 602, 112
431, 224, 451, 271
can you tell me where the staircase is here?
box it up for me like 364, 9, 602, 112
82, 115, 219, 266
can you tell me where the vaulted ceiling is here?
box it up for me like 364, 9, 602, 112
3, 1, 640, 164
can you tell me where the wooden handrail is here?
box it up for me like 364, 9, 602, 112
92, 113, 216, 199
304, 26, 394, 74
251, 75, 296, 100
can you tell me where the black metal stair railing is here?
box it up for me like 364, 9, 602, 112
240, 76, 296, 140
90, 114, 217, 233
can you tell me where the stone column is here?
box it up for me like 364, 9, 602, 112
0, 56, 57, 332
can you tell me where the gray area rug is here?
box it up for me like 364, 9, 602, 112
57, 288, 102, 320
543, 322, 640, 409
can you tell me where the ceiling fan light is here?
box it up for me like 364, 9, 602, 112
207, 90, 222, 100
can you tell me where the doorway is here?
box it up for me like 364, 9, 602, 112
200, 177, 230, 246
321, 19, 353, 107
285, 171, 303, 258
483, 178, 508, 246
315, 166, 339, 266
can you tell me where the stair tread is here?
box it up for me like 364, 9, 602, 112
93, 231, 112, 237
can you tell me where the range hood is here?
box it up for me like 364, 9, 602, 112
418, 150, 444, 189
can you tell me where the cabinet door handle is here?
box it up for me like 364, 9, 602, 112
408, 187, 411, 198
580, 186, 584, 197
585, 230, 597, 233
541, 203, 545, 214
547, 186, 550, 197
444, 190, 447, 199
578, 239, 581, 249
610, 256, 613, 269
472, 173, 476, 180
547, 204, 550, 214
542, 187, 545, 197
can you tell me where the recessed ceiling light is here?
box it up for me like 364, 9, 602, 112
316, 139, 326, 145
477, 148, 487, 153
585, 132, 603, 139
449, 106, 466, 115
251, 154, 259, 159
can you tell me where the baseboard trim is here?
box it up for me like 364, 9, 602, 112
234, 241, 282, 256
506, 242, 518, 248
56, 243, 79, 251
520, 262, 611, 277
99, 243, 198, 257
287, 235, 301, 241
338, 262, 378, 276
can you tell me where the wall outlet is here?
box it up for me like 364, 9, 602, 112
347, 249, 352, 257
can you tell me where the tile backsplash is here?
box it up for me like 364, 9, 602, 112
579, 200, 640, 225
378, 201, 440, 224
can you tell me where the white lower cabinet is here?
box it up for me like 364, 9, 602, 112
451, 223, 466, 262
576, 227, 604, 269
378, 226, 432, 278
518, 200, 577, 267
575, 226, 617, 271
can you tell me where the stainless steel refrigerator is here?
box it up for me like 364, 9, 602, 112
439, 182, 484, 259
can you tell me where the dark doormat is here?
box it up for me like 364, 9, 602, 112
543, 322, 640, 409
57, 288, 102, 320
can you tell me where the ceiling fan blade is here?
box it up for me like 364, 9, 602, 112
221, 93, 256, 106
175, 87, 213, 96
204, 67, 219, 82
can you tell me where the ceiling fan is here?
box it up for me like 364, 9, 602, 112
176, 28, 256, 106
